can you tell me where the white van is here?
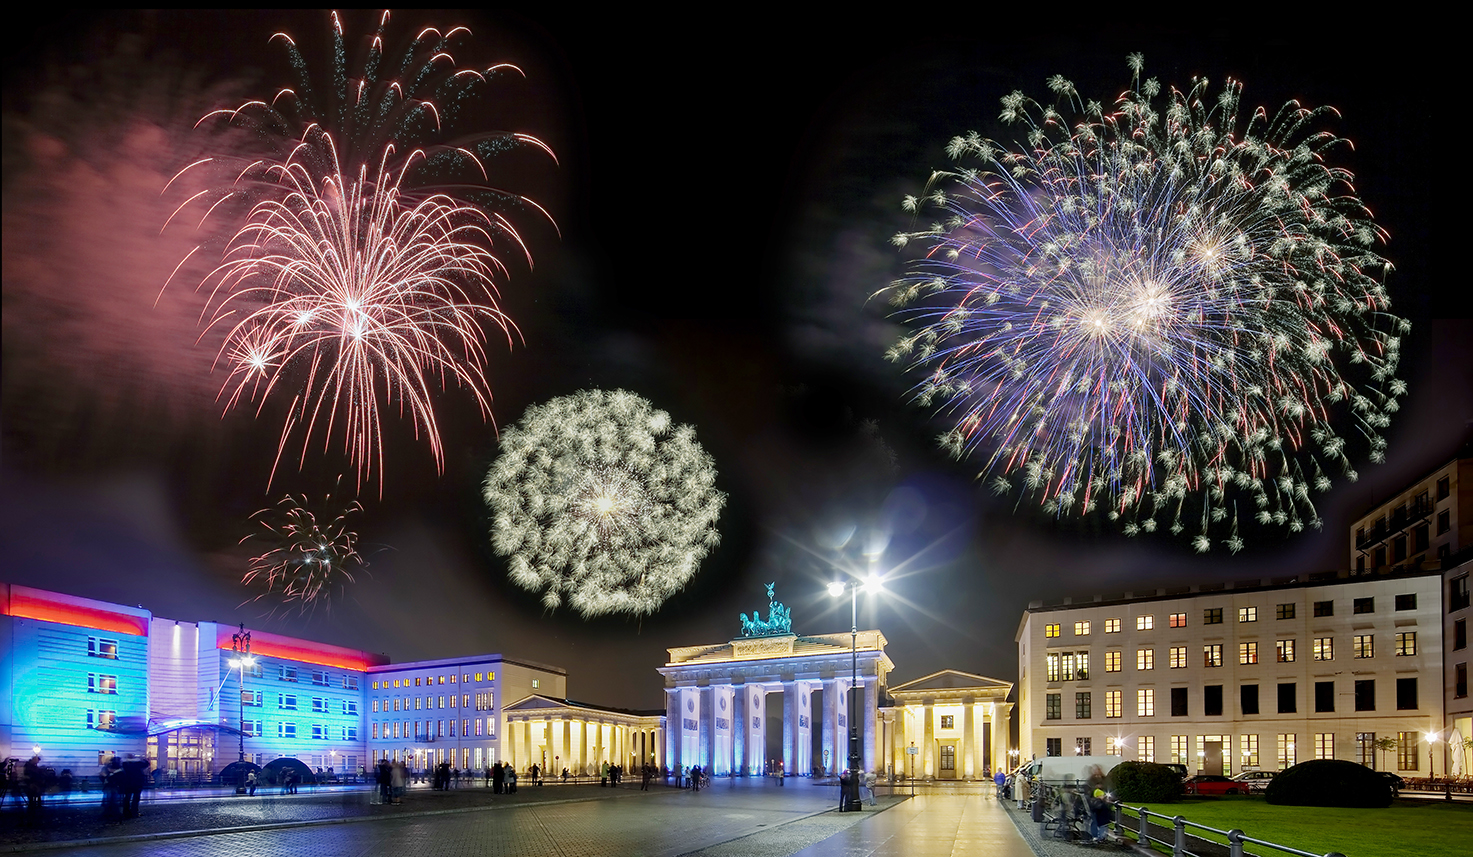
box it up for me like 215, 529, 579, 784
1022, 756, 1122, 785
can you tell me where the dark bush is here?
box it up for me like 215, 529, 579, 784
1111, 761, 1183, 803
1264, 760, 1393, 807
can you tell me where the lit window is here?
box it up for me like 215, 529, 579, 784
1314, 733, 1334, 760
532, 679, 540, 689
1136, 615, 1154, 631
1396, 632, 1417, 656
1105, 691, 1122, 718
1137, 649, 1154, 671
1277, 734, 1296, 768
1239, 642, 1258, 665
1314, 638, 1334, 661
1277, 640, 1295, 662
1045, 624, 1061, 638
1105, 651, 1122, 672
1075, 621, 1091, 636
1047, 653, 1061, 682
476, 673, 485, 682
1171, 736, 1188, 765
1138, 736, 1154, 762
312, 670, 330, 687
1169, 613, 1187, 628
372, 681, 379, 690
1353, 635, 1374, 659
88, 674, 118, 694
1138, 689, 1155, 717
1238, 606, 1257, 623
1169, 647, 1187, 669
1106, 737, 1123, 756
940, 715, 955, 729
1398, 732, 1418, 770
1204, 645, 1223, 667
279, 666, 297, 682
87, 709, 118, 730
1104, 618, 1121, 634
343, 675, 359, 690
1241, 734, 1259, 768
88, 637, 119, 659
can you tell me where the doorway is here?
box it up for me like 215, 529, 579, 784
939, 742, 957, 779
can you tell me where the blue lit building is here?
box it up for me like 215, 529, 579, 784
0, 583, 660, 780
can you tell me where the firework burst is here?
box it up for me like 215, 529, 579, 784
242, 485, 366, 606
483, 390, 725, 617
166, 11, 556, 491
882, 57, 1407, 551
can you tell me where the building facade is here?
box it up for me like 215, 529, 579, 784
501, 695, 664, 775
0, 582, 659, 780
1016, 569, 1445, 776
1349, 454, 1470, 574
882, 670, 1013, 781
366, 655, 566, 772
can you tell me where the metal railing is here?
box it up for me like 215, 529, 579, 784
1116, 803, 1346, 857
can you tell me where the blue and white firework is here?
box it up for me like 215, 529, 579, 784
882, 56, 1407, 551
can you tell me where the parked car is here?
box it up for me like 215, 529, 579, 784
1230, 769, 1277, 792
1161, 763, 1189, 780
1184, 774, 1249, 795
1379, 772, 1405, 795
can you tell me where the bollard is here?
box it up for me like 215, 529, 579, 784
1227, 828, 1245, 857
1139, 806, 1150, 846
1173, 815, 1187, 857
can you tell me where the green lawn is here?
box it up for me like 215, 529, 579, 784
1119, 796, 1473, 857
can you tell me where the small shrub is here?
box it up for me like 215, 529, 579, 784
1264, 760, 1392, 808
1111, 761, 1183, 803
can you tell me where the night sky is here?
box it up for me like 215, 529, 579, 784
2, 12, 1465, 713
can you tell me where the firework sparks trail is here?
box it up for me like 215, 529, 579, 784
166, 11, 557, 492
881, 57, 1407, 551
483, 390, 725, 617
242, 484, 366, 606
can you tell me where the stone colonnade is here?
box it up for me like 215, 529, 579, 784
882, 671, 1015, 780
659, 632, 894, 777
502, 698, 664, 775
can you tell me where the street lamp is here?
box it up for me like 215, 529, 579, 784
227, 624, 256, 769
1426, 731, 1440, 779
828, 571, 883, 812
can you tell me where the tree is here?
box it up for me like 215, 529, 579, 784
1372, 737, 1399, 772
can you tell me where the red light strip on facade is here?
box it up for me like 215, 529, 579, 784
215, 628, 381, 672
4, 591, 149, 637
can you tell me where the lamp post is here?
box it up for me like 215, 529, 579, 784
227, 624, 256, 766
828, 572, 882, 812
1427, 731, 1440, 779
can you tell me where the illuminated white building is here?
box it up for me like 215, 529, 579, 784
1016, 568, 1445, 775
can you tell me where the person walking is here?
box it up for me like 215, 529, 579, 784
390, 759, 406, 805
247, 770, 258, 797
838, 769, 851, 811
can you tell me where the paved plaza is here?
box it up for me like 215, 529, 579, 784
0, 780, 1046, 857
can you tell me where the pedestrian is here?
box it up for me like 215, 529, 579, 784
641, 764, 651, 791
561, 767, 569, 783
390, 760, 406, 805
838, 769, 851, 811
864, 771, 877, 806
247, 770, 258, 797
507, 767, 518, 793
378, 760, 392, 804
492, 760, 503, 794
530, 763, 540, 786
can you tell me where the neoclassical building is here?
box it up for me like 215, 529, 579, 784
883, 670, 1014, 780
501, 695, 664, 775
658, 591, 1014, 779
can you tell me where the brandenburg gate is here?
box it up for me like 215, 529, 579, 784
659, 585, 1013, 779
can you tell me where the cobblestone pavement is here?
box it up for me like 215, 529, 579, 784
0, 779, 908, 856
785, 789, 1037, 857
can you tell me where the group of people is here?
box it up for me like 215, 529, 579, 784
485, 760, 519, 792
836, 769, 878, 809
677, 764, 706, 791
100, 755, 150, 819
375, 758, 409, 805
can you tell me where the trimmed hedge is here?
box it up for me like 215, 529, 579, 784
1111, 761, 1183, 803
1264, 760, 1393, 808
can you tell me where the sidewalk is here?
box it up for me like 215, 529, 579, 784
783, 791, 1037, 857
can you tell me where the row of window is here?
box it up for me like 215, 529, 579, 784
271, 666, 358, 690
1045, 632, 1417, 681
370, 718, 494, 740
266, 723, 359, 741
259, 693, 358, 715
372, 693, 492, 713
1044, 594, 1421, 638
371, 671, 497, 690
1043, 731, 1424, 770
1044, 678, 1419, 720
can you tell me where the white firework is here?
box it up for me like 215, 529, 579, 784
483, 389, 725, 617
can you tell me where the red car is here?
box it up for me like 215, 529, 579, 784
1184, 774, 1249, 795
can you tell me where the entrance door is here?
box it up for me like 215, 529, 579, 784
939, 743, 957, 779
1203, 741, 1223, 775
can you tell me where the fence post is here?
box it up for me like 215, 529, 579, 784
1139, 806, 1150, 846
1172, 816, 1187, 857
1228, 828, 1244, 857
